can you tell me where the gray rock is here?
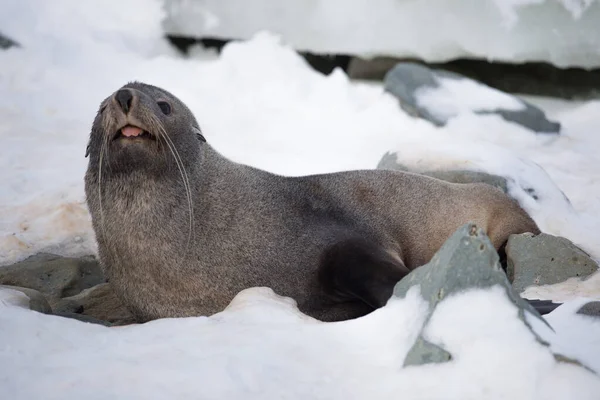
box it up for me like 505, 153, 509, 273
383, 62, 561, 133
348, 57, 600, 101
577, 301, 600, 318
0, 285, 52, 314
54, 283, 136, 326
0, 32, 18, 49
393, 223, 549, 367
403, 337, 452, 366
377, 152, 508, 193
506, 233, 598, 293
0, 253, 105, 306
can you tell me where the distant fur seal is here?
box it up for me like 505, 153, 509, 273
84, 82, 541, 322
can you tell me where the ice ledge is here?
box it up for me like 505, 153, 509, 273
162, 0, 600, 69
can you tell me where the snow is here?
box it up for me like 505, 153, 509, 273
522, 271, 600, 302
163, 0, 600, 68
1, 0, 600, 397
1, 285, 600, 399
415, 75, 526, 122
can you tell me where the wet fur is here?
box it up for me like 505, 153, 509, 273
85, 82, 541, 322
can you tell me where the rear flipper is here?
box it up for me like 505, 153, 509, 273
319, 238, 410, 309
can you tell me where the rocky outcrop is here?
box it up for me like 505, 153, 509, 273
0, 253, 105, 307
577, 301, 600, 318
506, 233, 598, 294
383, 62, 561, 133
0, 253, 135, 326
391, 223, 586, 369
392, 223, 549, 367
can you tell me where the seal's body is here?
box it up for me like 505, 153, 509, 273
85, 82, 540, 322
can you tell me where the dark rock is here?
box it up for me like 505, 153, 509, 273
383, 62, 561, 133
377, 153, 508, 193
393, 223, 549, 367
438, 59, 600, 101
577, 301, 600, 318
506, 233, 598, 293
347, 57, 600, 100
0, 253, 106, 307
0, 32, 19, 49
347, 56, 400, 81
482, 105, 560, 135
54, 283, 136, 326
0, 285, 52, 314
526, 299, 562, 315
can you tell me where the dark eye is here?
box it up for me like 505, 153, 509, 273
157, 101, 171, 115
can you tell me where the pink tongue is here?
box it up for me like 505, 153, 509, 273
122, 126, 143, 137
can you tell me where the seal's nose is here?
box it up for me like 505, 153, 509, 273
114, 89, 133, 114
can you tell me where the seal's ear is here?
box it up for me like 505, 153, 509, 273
192, 126, 206, 143
85, 141, 91, 158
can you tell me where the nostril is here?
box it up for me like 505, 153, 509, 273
115, 89, 133, 114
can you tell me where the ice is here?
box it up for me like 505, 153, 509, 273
1, 285, 599, 399
163, 0, 600, 68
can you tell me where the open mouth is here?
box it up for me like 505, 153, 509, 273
113, 125, 155, 141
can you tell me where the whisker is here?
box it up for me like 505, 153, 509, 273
97, 133, 107, 244
147, 112, 195, 255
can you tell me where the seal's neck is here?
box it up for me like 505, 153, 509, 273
87, 143, 246, 258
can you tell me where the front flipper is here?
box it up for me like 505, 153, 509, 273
318, 237, 409, 309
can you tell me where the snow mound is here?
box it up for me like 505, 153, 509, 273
1, 285, 599, 399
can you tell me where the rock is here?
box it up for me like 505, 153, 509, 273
54, 283, 136, 326
383, 62, 561, 133
403, 337, 452, 366
526, 299, 562, 315
0, 253, 105, 306
0, 285, 52, 314
392, 223, 548, 367
377, 152, 509, 193
577, 301, 600, 318
0, 32, 19, 49
506, 233, 598, 294
348, 57, 600, 100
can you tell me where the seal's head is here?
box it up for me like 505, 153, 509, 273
86, 82, 205, 176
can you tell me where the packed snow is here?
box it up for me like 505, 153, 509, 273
414, 75, 526, 122
1, 285, 600, 400
1, 0, 600, 398
163, 0, 600, 68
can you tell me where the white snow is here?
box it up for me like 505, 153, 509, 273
1, 0, 600, 397
1, 285, 600, 399
415, 76, 526, 122
163, 0, 600, 68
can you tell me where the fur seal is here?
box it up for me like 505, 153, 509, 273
84, 82, 541, 322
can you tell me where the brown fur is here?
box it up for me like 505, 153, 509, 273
84, 82, 541, 323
